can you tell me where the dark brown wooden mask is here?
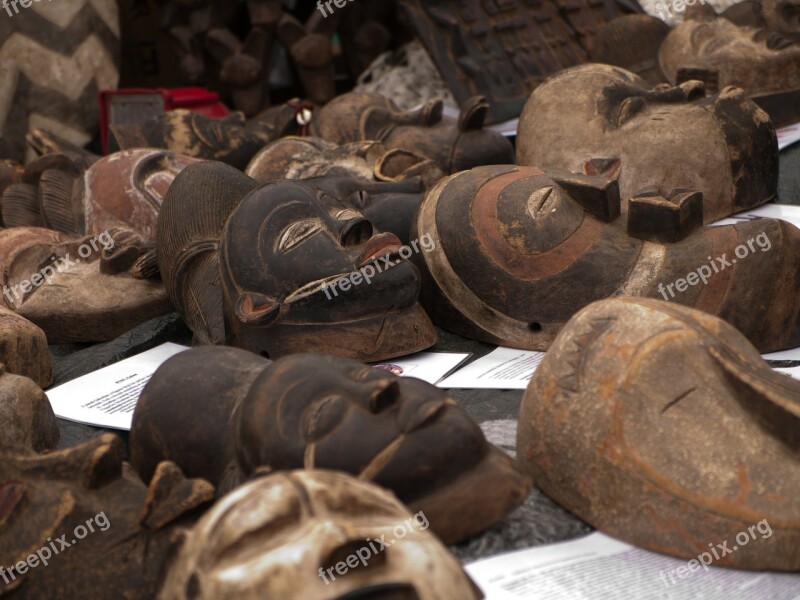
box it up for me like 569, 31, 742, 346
0, 227, 172, 344
110, 110, 277, 170
158, 471, 484, 599
130, 348, 531, 544
660, 17, 800, 96
245, 137, 443, 244
517, 64, 778, 223
518, 297, 800, 570
158, 161, 436, 361
0, 434, 213, 599
414, 164, 800, 353
310, 93, 515, 175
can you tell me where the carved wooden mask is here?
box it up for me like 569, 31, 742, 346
659, 17, 800, 96
130, 347, 531, 544
158, 162, 437, 361
518, 297, 800, 570
517, 64, 778, 223
310, 93, 515, 175
414, 164, 800, 353
158, 470, 484, 599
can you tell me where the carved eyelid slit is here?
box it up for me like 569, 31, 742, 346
277, 218, 324, 253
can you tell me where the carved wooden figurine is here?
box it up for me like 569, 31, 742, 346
158, 470, 484, 599
517, 64, 778, 223
157, 161, 437, 361
130, 347, 531, 545
517, 297, 800, 570
110, 110, 282, 170
310, 93, 515, 175
413, 165, 800, 353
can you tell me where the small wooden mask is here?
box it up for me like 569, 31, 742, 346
518, 297, 800, 570
130, 347, 531, 544
157, 161, 437, 361
158, 470, 484, 599
517, 64, 778, 223
414, 165, 800, 353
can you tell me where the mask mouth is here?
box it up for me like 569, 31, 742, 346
583, 157, 622, 180
357, 232, 403, 268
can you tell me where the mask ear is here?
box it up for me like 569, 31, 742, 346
234, 293, 281, 326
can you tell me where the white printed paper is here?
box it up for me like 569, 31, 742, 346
46, 343, 189, 430
465, 533, 800, 600
711, 204, 800, 229
438, 347, 545, 389
370, 352, 470, 384
777, 122, 800, 151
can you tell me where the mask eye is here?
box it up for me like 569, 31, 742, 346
617, 96, 646, 126
278, 218, 323, 253
302, 396, 347, 441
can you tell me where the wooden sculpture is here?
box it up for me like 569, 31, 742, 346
0, 363, 57, 451
246, 137, 443, 243
660, 16, 800, 96
130, 347, 531, 545
0, 435, 213, 598
1, 150, 200, 243
399, 0, 602, 124
517, 64, 778, 223
413, 165, 800, 353
311, 93, 515, 175
517, 297, 800, 570
158, 470, 484, 599
0, 227, 172, 343
110, 110, 282, 170
157, 161, 437, 361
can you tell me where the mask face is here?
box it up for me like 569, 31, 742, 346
761, 0, 800, 35
517, 297, 800, 571
157, 470, 483, 600
659, 18, 800, 96
415, 164, 800, 353
82, 149, 201, 243
245, 138, 441, 244
0, 227, 172, 344
219, 178, 437, 361
310, 92, 516, 175
517, 64, 778, 223
130, 348, 531, 544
